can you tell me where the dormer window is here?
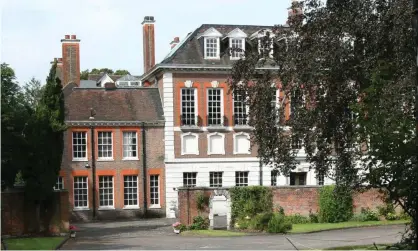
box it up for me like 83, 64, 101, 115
226, 28, 247, 60
251, 29, 275, 58
199, 27, 223, 60
115, 74, 141, 87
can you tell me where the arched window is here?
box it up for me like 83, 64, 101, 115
181, 133, 199, 155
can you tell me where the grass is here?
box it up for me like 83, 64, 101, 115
180, 230, 247, 237
3, 237, 65, 250
324, 243, 391, 250
291, 220, 409, 234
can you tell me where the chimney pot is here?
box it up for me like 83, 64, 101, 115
71, 35, 76, 39
65, 35, 70, 39
174, 37, 180, 43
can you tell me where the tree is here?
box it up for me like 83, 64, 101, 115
80, 68, 131, 80
114, 69, 130, 75
22, 62, 67, 232
23, 77, 44, 108
229, 0, 416, 248
80, 69, 89, 80
1, 63, 29, 189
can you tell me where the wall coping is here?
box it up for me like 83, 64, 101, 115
177, 185, 325, 191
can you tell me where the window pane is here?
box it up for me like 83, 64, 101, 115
98, 132, 112, 158
181, 89, 196, 126
150, 175, 159, 205
99, 176, 114, 207
72, 132, 87, 159
123, 132, 137, 158
124, 176, 138, 206
73, 176, 88, 208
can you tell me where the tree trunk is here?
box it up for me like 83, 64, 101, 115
35, 202, 41, 233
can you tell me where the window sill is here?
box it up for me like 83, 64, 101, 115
180, 125, 202, 131
72, 159, 88, 162
123, 206, 140, 210
122, 158, 139, 161
73, 208, 90, 211
233, 152, 251, 155
207, 152, 225, 156
149, 205, 161, 209
233, 125, 253, 131
97, 158, 114, 162
207, 126, 228, 131
181, 152, 199, 156
98, 207, 115, 211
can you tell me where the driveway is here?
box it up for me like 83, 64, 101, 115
62, 220, 408, 250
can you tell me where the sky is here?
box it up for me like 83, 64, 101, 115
1, 0, 290, 85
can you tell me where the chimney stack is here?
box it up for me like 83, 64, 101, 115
61, 34, 81, 87
170, 37, 180, 49
142, 16, 156, 73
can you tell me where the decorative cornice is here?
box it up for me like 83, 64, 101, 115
66, 120, 164, 127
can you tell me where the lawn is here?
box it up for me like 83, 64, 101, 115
324, 244, 391, 250
291, 220, 409, 234
180, 230, 247, 237
3, 237, 65, 250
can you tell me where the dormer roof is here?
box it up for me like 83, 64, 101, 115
197, 27, 223, 39
225, 28, 248, 39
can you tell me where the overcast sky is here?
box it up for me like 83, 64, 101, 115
1, 0, 289, 85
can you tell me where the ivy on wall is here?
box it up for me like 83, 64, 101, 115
229, 186, 273, 222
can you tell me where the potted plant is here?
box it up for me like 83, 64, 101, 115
172, 222, 183, 234
69, 225, 77, 238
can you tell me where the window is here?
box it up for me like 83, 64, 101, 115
181, 133, 199, 155
123, 132, 137, 159
130, 81, 140, 86
98, 131, 113, 159
230, 38, 244, 59
204, 37, 219, 58
183, 172, 197, 187
233, 90, 247, 125
118, 81, 129, 87
150, 175, 160, 206
73, 176, 88, 209
72, 131, 87, 160
290, 172, 306, 186
291, 135, 302, 150
235, 171, 249, 186
124, 176, 138, 207
181, 88, 197, 126
54, 176, 64, 190
258, 35, 274, 58
208, 133, 225, 155
99, 176, 114, 208
234, 133, 250, 154
291, 89, 304, 118
271, 171, 277, 186
317, 172, 325, 186
207, 89, 223, 126
209, 172, 223, 188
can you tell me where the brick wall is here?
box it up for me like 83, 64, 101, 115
177, 186, 386, 225
1, 189, 69, 236
60, 125, 165, 222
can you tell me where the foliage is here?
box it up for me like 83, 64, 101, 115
172, 222, 186, 230
196, 191, 209, 213
229, 186, 273, 222
385, 213, 400, 221
351, 208, 379, 222
267, 213, 293, 233
286, 214, 310, 224
377, 203, 396, 218
228, 0, 416, 247
249, 213, 274, 231
188, 216, 209, 230
319, 185, 353, 223
23, 78, 44, 108
309, 210, 319, 223
235, 218, 251, 230
3, 237, 65, 250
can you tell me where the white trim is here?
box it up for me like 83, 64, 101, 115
73, 176, 89, 210
198, 27, 223, 39
204, 37, 220, 59
72, 131, 88, 161
98, 206, 116, 211
123, 205, 140, 210
163, 73, 175, 161
184, 80, 193, 88
226, 28, 248, 38
207, 132, 226, 155
149, 174, 161, 208
122, 131, 138, 159
98, 175, 115, 208
211, 80, 220, 88
233, 132, 251, 155
123, 175, 139, 208
122, 157, 139, 161
180, 87, 198, 126
97, 131, 114, 160
181, 132, 199, 155
206, 88, 224, 125
149, 205, 162, 209
229, 37, 246, 60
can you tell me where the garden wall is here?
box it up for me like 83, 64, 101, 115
177, 186, 385, 225
1, 188, 69, 236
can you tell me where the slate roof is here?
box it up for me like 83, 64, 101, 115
161, 24, 280, 66
64, 87, 164, 122
79, 80, 98, 88
87, 74, 142, 82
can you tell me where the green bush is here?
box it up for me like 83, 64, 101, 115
398, 211, 411, 221
318, 185, 353, 223
309, 210, 319, 223
188, 216, 209, 230
286, 214, 310, 224
235, 218, 251, 230
230, 186, 273, 223
267, 213, 293, 233
377, 203, 396, 217
249, 213, 274, 231
385, 212, 400, 221
350, 208, 379, 222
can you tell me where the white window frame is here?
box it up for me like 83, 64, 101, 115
54, 176, 64, 190
181, 132, 199, 155
97, 131, 113, 161
207, 132, 225, 155
204, 37, 220, 59
149, 175, 160, 208
230, 38, 245, 60
235, 171, 249, 187
123, 175, 139, 209
73, 176, 88, 210
233, 90, 249, 126
122, 131, 138, 160
209, 172, 223, 188
207, 88, 224, 126
180, 88, 198, 126
72, 131, 88, 161
98, 176, 115, 210
233, 132, 251, 155
183, 172, 197, 187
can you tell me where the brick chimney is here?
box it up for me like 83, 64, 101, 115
142, 16, 156, 73
61, 34, 80, 86
170, 37, 180, 49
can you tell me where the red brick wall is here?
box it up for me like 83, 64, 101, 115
1, 189, 69, 236
177, 187, 386, 225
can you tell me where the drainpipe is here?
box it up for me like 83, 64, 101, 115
142, 122, 148, 216
259, 159, 263, 186
90, 125, 97, 220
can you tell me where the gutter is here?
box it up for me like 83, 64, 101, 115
142, 122, 148, 217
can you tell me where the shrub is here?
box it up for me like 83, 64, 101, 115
360, 207, 379, 221
309, 210, 319, 223
196, 191, 209, 213
286, 214, 310, 224
377, 203, 396, 217
385, 212, 400, 221
235, 218, 251, 230
318, 185, 353, 223
267, 213, 293, 233
249, 213, 274, 231
398, 211, 411, 221
230, 186, 273, 223
188, 216, 209, 230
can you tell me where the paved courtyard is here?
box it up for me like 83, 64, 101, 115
62, 219, 407, 250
